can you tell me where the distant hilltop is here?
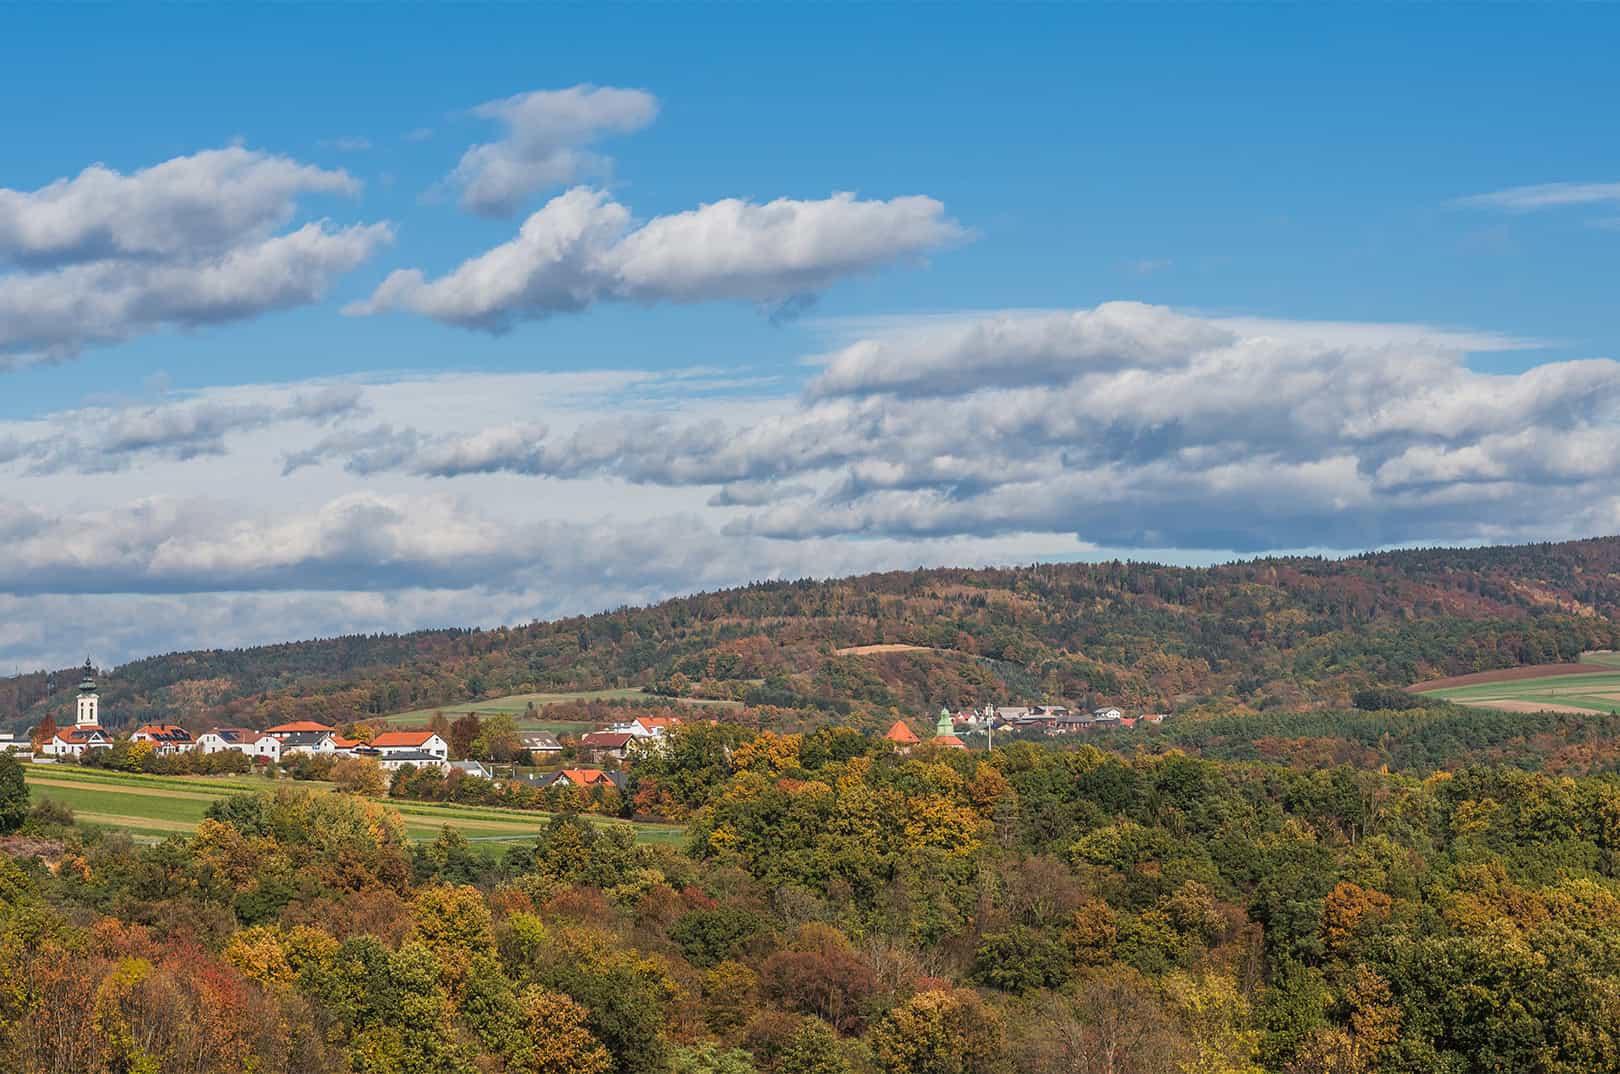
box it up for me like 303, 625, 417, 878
4, 536, 1619, 731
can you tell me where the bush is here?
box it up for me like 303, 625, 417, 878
0, 755, 27, 833
971, 925, 1072, 993
670, 907, 770, 968
1352, 687, 1428, 711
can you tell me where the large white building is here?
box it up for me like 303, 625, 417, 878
43, 659, 113, 759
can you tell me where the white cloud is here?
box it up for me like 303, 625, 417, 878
450, 84, 659, 217
0, 147, 389, 368
1, 221, 392, 366
1459, 181, 1620, 212
0, 386, 365, 475
0, 147, 358, 266
348, 187, 966, 329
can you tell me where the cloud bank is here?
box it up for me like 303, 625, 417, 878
299, 302, 1620, 552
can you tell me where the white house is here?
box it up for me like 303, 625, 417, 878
350, 747, 445, 773
367, 730, 449, 760
279, 730, 337, 757
131, 724, 195, 756
608, 716, 682, 739
197, 728, 282, 762
1092, 706, 1124, 721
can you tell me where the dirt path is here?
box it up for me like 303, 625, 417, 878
1472, 699, 1605, 715
72, 812, 197, 832
834, 644, 934, 656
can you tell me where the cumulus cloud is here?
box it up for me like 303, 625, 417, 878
1458, 181, 1620, 212
0, 147, 389, 367
348, 187, 966, 329
451, 84, 659, 217
307, 302, 1620, 552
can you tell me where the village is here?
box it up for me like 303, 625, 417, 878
6, 660, 1170, 789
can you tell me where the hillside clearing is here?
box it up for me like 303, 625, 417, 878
377, 686, 740, 728
1414, 654, 1620, 715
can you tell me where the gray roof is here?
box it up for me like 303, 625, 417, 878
383, 750, 443, 764
522, 732, 562, 750
280, 731, 331, 747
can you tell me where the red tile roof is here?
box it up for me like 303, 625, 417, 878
265, 721, 335, 734
559, 768, 614, 786
134, 724, 193, 741
369, 730, 439, 748
883, 720, 920, 744
933, 734, 967, 749
55, 727, 107, 743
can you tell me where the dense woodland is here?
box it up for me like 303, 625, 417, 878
9, 710, 1620, 1073
7, 537, 1620, 732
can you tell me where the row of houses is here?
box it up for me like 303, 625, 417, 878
943, 704, 1171, 736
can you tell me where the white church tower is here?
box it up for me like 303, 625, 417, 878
76, 658, 100, 728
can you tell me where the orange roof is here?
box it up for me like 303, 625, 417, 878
265, 721, 334, 734
370, 730, 438, 748
135, 724, 191, 738
934, 734, 967, 749
636, 716, 682, 730
560, 768, 613, 786
331, 736, 362, 749
55, 727, 107, 743
884, 720, 920, 744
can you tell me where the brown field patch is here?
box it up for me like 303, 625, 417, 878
834, 644, 934, 656
1473, 699, 1600, 715
1408, 664, 1596, 691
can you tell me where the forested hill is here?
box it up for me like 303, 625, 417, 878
6, 537, 1620, 731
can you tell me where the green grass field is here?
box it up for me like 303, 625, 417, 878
23, 765, 683, 846
375, 688, 649, 731
376, 686, 741, 729
1416, 652, 1620, 714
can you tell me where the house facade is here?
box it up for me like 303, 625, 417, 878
131, 724, 195, 755
367, 731, 449, 761
197, 728, 282, 762
579, 731, 633, 762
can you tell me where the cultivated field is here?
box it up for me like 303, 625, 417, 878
23, 765, 682, 846
1414, 653, 1620, 714
376, 686, 739, 730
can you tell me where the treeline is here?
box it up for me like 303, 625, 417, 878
9, 722, 1620, 1071
9, 536, 1620, 731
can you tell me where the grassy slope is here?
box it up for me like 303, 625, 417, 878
23, 766, 682, 845
1416, 652, 1620, 713
375, 687, 740, 730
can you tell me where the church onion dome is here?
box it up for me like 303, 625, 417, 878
78, 658, 97, 694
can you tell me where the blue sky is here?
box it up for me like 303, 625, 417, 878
3, 3, 1618, 667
